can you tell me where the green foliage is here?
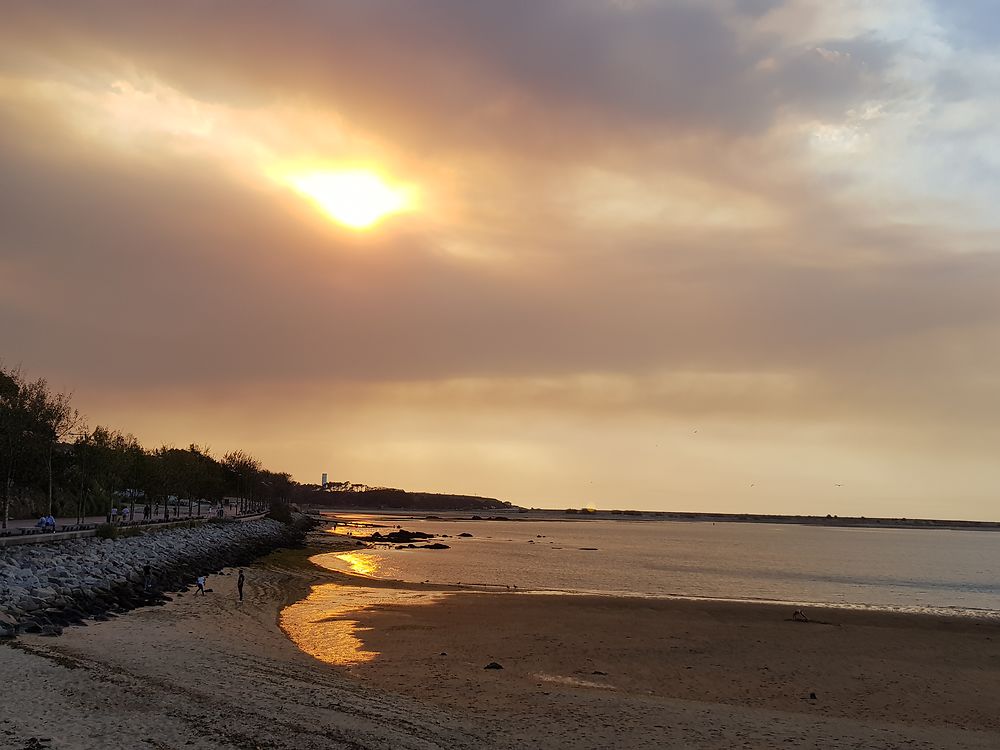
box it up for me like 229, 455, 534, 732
94, 523, 117, 540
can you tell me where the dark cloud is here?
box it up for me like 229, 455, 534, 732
1, 0, 895, 157
2, 96, 998, 409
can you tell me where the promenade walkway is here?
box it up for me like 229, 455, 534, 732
0, 505, 266, 547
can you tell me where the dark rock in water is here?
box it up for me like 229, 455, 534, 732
579, 548, 599, 551
371, 531, 382, 539
809, 692, 817, 700
592, 670, 608, 676
440, 652, 447, 656
471, 516, 483, 520
458, 532, 473, 538
484, 661, 503, 670
384, 530, 433, 543
420, 543, 450, 550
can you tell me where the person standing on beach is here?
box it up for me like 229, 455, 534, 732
196, 575, 207, 595
237, 570, 245, 602
143, 564, 153, 593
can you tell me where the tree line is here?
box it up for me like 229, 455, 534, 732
0, 365, 303, 528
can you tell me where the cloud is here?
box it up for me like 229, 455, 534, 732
2, 0, 1000, 515
0, 0, 896, 155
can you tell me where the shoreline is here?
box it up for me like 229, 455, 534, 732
314, 508, 1000, 532
4, 526, 999, 748
310, 537, 1000, 623
283, 540, 1000, 747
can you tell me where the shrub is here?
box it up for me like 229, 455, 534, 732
266, 501, 293, 524
95, 523, 118, 540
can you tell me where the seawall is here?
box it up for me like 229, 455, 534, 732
0, 515, 314, 637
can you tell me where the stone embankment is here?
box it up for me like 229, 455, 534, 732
0, 516, 312, 638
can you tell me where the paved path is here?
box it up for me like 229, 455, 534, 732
1, 506, 267, 546
5, 504, 244, 530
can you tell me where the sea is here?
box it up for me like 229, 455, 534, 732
314, 514, 1000, 618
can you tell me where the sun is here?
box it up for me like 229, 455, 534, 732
288, 170, 411, 229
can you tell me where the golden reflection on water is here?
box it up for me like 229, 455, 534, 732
334, 552, 380, 576
280, 584, 377, 666
281, 584, 446, 667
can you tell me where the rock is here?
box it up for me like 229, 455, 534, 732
592, 670, 608, 676
0, 516, 313, 637
809, 692, 817, 700
419, 543, 450, 550
458, 533, 473, 538
383, 530, 433, 543
484, 662, 503, 670
17, 596, 44, 612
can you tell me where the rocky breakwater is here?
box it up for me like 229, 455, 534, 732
0, 516, 312, 638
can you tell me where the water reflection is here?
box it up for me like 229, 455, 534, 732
281, 584, 445, 667
334, 552, 380, 576
281, 584, 377, 666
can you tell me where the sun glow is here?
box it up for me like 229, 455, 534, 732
288, 170, 411, 229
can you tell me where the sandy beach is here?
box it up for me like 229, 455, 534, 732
3, 533, 1000, 749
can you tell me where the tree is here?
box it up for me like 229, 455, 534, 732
0, 368, 50, 528
223, 450, 262, 514
39, 388, 80, 515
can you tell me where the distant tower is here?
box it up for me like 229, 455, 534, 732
322, 472, 328, 488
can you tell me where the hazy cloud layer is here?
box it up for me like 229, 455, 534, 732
2, 1, 999, 515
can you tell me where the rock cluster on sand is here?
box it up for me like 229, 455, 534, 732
0, 517, 309, 638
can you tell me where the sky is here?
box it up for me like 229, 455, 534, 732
2, 1, 999, 519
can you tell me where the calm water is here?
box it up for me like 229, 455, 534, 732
318, 516, 1000, 617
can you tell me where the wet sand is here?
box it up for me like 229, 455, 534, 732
3, 535, 1000, 749
344, 591, 1000, 747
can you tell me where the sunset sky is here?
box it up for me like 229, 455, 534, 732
2, 1, 999, 519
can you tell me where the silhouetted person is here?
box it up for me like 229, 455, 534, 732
237, 570, 245, 602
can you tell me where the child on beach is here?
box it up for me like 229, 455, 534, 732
196, 575, 207, 595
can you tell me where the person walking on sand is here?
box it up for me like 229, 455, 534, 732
237, 570, 245, 602
196, 575, 207, 595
